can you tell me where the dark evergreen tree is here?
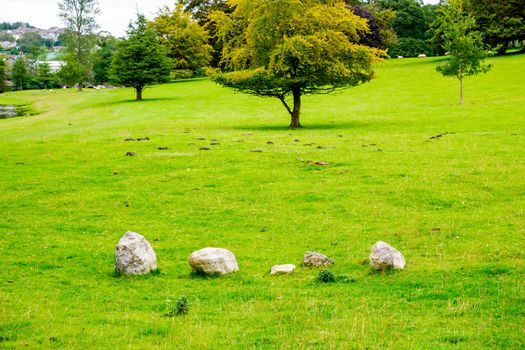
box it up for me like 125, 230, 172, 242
110, 14, 171, 100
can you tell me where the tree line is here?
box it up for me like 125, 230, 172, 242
0, 0, 523, 125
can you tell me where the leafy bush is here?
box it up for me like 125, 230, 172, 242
170, 70, 194, 80
388, 38, 441, 57
317, 269, 336, 283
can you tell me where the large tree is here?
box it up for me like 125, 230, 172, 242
209, 0, 384, 128
58, 0, 100, 91
110, 14, 171, 101
435, 0, 491, 104
150, 4, 213, 74
181, 0, 229, 67
463, 0, 525, 54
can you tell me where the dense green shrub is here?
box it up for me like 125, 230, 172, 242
388, 38, 441, 57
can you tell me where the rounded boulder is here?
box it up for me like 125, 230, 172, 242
188, 247, 239, 275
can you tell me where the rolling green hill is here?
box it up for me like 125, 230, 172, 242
0, 54, 524, 349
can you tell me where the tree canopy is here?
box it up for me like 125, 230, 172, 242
463, 0, 525, 53
110, 14, 171, 100
11, 57, 31, 90
150, 4, 213, 73
209, 0, 384, 128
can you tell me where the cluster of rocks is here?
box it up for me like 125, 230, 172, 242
114, 231, 406, 276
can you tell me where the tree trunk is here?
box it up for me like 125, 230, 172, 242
459, 77, 463, 105
136, 87, 143, 101
77, 81, 83, 92
289, 86, 301, 128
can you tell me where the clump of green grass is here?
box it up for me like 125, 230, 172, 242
165, 296, 189, 317
317, 269, 357, 283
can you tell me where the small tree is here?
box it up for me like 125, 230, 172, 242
11, 57, 31, 90
151, 4, 213, 74
209, 0, 384, 128
110, 14, 171, 100
36, 62, 54, 89
435, 1, 491, 104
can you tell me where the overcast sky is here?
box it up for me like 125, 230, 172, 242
0, 0, 441, 37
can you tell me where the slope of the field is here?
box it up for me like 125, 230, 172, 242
0, 55, 524, 349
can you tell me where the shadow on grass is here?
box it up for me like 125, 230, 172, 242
229, 120, 370, 131
108, 97, 180, 105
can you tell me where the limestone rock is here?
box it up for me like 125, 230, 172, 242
115, 231, 157, 275
370, 241, 405, 270
270, 264, 296, 275
188, 247, 238, 275
303, 251, 334, 267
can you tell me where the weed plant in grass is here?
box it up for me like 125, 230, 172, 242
0, 55, 524, 348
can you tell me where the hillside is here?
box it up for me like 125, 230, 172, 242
0, 55, 524, 349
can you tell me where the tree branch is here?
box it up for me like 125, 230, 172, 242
278, 95, 293, 116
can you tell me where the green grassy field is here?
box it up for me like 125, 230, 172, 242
0, 54, 524, 349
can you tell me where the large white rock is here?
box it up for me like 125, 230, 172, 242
302, 251, 334, 267
188, 247, 239, 275
115, 231, 157, 275
370, 241, 405, 270
270, 264, 296, 275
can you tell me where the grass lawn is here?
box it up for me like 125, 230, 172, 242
0, 54, 524, 349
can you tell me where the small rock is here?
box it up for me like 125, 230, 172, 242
124, 138, 136, 141
188, 247, 239, 275
270, 264, 296, 275
303, 251, 334, 267
199, 147, 210, 151
210, 142, 220, 146
157, 146, 168, 150
126, 152, 137, 156
115, 231, 157, 275
369, 241, 405, 270
315, 161, 329, 166
137, 137, 150, 141
337, 135, 343, 137
196, 137, 206, 140
266, 141, 274, 145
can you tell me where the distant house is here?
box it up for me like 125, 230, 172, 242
1, 41, 16, 49
36, 60, 64, 72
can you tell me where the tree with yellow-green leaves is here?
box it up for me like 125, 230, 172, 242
209, 0, 385, 128
151, 4, 213, 75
